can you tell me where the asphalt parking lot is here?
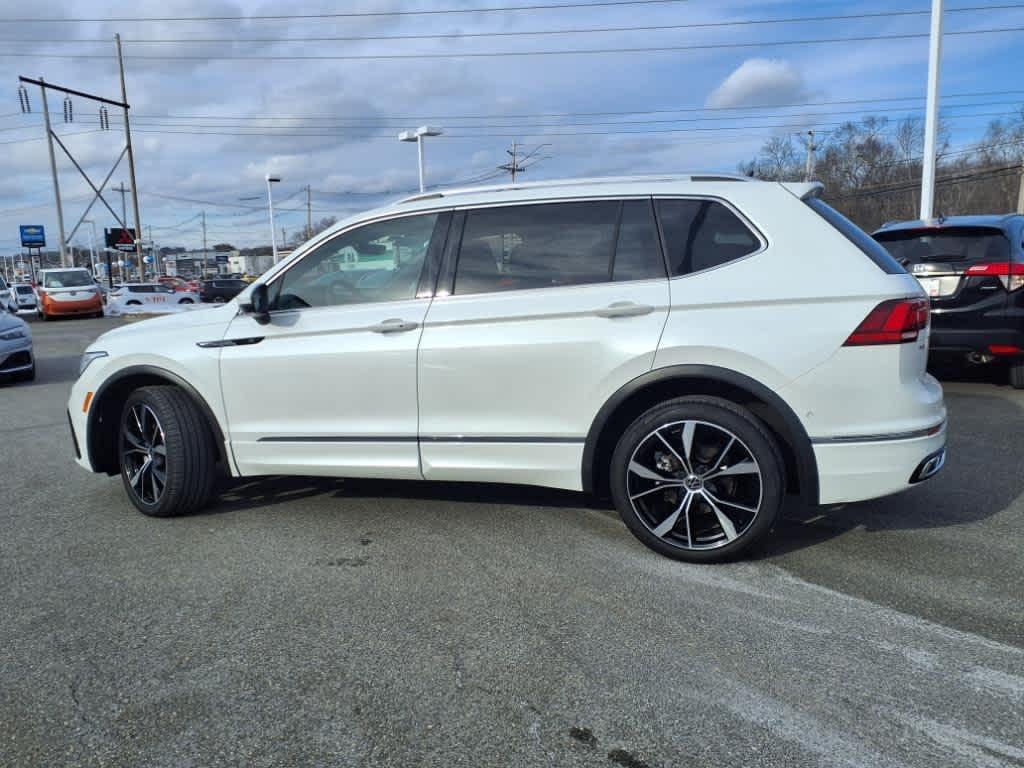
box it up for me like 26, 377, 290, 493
2, 316, 1022, 768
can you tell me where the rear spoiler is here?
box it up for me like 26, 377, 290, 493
781, 182, 825, 200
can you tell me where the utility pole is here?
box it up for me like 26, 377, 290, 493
282, 227, 287, 250
39, 78, 68, 266
115, 34, 144, 270
306, 185, 312, 240
920, 0, 943, 220
1016, 157, 1024, 214
117, 182, 127, 225
201, 210, 207, 276
498, 141, 549, 181
804, 130, 816, 182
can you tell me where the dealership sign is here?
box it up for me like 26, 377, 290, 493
104, 227, 138, 252
19, 225, 45, 248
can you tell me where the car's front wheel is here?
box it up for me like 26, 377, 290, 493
610, 396, 784, 563
178, 298, 194, 304
119, 386, 217, 517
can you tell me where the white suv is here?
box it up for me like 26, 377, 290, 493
68, 175, 946, 562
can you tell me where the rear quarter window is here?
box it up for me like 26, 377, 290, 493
806, 198, 905, 274
655, 198, 762, 276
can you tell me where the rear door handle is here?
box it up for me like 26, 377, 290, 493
369, 318, 419, 333
594, 301, 654, 318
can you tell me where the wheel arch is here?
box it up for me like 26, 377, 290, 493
86, 364, 229, 475
582, 365, 819, 505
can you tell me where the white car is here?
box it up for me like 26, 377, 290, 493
7, 283, 38, 315
69, 175, 946, 562
107, 283, 199, 312
0, 309, 34, 382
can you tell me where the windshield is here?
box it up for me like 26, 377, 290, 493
42, 270, 93, 288
15, 285, 33, 295
874, 227, 1010, 265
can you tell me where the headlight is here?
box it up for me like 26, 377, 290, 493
0, 328, 25, 341
79, 350, 108, 375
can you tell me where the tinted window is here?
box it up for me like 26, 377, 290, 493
613, 200, 665, 282
807, 198, 904, 275
454, 201, 618, 295
656, 199, 761, 276
272, 213, 439, 310
132, 285, 154, 293
15, 285, 33, 295
874, 227, 1010, 266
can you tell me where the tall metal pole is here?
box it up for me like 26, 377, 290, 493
306, 185, 312, 239
201, 210, 208, 276
1017, 157, 1024, 215
416, 136, 425, 193
804, 130, 816, 182
266, 176, 279, 264
920, 0, 943, 221
115, 34, 144, 274
39, 78, 68, 266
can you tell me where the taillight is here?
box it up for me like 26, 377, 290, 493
964, 262, 1024, 291
844, 297, 930, 346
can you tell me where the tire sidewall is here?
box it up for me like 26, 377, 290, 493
610, 397, 784, 563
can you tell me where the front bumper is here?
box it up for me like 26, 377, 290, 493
42, 296, 102, 316
814, 422, 947, 505
0, 339, 33, 374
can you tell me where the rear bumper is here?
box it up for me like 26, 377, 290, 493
814, 423, 947, 505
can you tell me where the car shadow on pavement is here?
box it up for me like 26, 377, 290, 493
36, 354, 84, 385
207, 475, 597, 516
201, 382, 1022, 559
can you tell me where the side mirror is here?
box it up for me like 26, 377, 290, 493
247, 283, 271, 325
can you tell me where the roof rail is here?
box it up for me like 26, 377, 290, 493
396, 173, 753, 204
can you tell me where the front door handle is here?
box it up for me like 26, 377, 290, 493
369, 318, 419, 333
594, 301, 654, 318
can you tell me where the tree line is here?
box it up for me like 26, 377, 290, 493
739, 107, 1024, 231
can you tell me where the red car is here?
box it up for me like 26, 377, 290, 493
158, 275, 199, 293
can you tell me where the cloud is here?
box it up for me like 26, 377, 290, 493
706, 59, 810, 109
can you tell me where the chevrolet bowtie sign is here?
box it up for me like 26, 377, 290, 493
19, 225, 45, 248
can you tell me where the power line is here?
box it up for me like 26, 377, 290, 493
119, 90, 1024, 123
98, 101, 1024, 131
4, 25, 1024, 60
0, 0, 690, 23
6, 4, 1024, 44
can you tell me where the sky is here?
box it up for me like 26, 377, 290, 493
1, 0, 1022, 253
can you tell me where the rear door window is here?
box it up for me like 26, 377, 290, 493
454, 201, 619, 295
655, 199, 762, 276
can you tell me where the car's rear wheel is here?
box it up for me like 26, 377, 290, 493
610, 396, 784, 563
213, 296, 226, 303
1010, 360, 1024, 390
179, 298, 194, 304
119, 386, 217, 517
125, 300, 142, 306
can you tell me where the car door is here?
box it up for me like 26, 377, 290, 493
417, 198, 670, 491
219, 210, 450, 479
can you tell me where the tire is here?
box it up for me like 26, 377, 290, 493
179, 298, 194, 304
93, 310, 104, 319
610, 396, 784, 563
126, 300, 142, 306
213, 296, 226, 303
118, 386, 218, 517
1011, 361, 1024, 390
40, 309, 50, 321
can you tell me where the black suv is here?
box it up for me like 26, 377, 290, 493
873, 214, 1024, 388
198, 278, 248, 303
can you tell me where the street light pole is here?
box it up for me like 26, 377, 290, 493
82, 218, 98, 275
399, 126, 443, 193
920, 0, 943, 220
266, 174, 281, 263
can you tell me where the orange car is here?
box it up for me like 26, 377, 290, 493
36, 268, 104, 320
